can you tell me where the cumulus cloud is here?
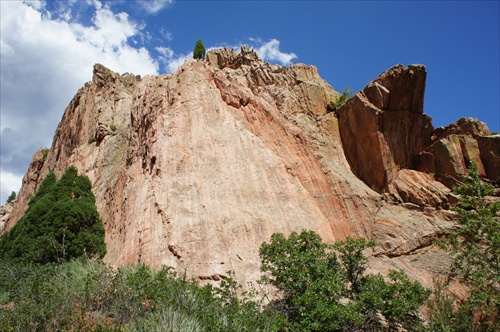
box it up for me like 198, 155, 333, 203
156, 47, 192, 73
213, 38, 298, 66
139, 0, 174, 14
251, 38, 297, 66
0, 1, 159, 203
0, 1, 298, 204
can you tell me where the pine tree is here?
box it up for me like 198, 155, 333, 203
0, 166, 106, 264
193, 39, 206, 60
6, 191, 16, 203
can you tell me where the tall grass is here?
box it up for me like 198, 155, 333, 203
0, 259, 278, 331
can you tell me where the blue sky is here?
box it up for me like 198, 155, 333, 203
1, 0, 499, 203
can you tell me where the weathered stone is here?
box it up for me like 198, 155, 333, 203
477, 135, 500, 185
417, 118, 499, 188
388, 169, 452, 209
338, 64, 433, 192
432, 117, 490, 141
1, 49, 463, 290
3, 148, 46, 231
0, 199, 16, 234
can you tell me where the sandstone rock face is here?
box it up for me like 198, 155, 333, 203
3, 148, 47, 231
2, 48, 475, 289
417, 118, 500, 187
338, 64, 433, 193
388, 169, 452, 209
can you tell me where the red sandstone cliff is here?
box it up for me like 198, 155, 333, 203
2, 46, 499, 288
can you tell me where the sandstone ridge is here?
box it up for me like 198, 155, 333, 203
2, 46, 499, 289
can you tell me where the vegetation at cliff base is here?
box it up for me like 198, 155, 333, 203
259, 231, 430, 331
0, 166, 106, 264
0, 261, 278, 332
193, 39, 206, 60
429, 164, 500, 331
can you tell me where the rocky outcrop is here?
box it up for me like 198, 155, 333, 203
417, 118, 500, 187
5, 47, 495, 290
338, 64, 433, 193
3, 148, 47, 230
337, 66, 499, 203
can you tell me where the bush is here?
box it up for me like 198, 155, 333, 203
435, 164, 500, 331
41, 148, 49, 161
0, 166, 106, 264
327, 86, 354, 112
259, 231, 429, 331
0, 260, 279, 331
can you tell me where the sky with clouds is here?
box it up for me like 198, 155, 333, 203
1, 0, 499, 203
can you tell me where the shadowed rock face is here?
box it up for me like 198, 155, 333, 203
2, 47, 498, 289
417, 117, 500, 187
337, 65, 499, 205
338, 64, 433, 193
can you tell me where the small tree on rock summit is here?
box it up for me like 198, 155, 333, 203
193, 39, 206, 60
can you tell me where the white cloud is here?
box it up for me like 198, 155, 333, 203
0, 2, 299, 204
252, 38, 297, 66
0, 1, 159, 203
209, 38, 298, 66
0, 171, 23, 204
140, 0, 174, 14
159, 28, 173, 42
156, 46, 191, 73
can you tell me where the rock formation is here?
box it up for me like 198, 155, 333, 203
2, 46, 499, 290
338, 64, 433, 193
417, 117, 500, 188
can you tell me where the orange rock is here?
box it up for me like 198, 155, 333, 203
3, 47, 487, 289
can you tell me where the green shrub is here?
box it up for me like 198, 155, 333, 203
41, 148, 49, 161
327, 86, 354, 112
435, 164, 500, 331
109, 124, 117, 132
259, 231, 429, 331
0, 166, 106, 264
0, 260, 279, 331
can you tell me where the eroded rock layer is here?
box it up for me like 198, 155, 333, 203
3, 47, 498, 288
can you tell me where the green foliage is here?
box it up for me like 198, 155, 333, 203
327, 86, 354, 112
41, 148, 50, 161
426, 279, 475, 332
0, 166, 106, 264
0, 260, 279, 331
259, 231, 429, 331
109, 124, 117, 132
88, 135, 96, 144
193, 39, 206, 60
436, 164, 500, 330
6, 191, 16, 204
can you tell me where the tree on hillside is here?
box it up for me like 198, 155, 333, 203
6, 191, 16, 203
437, 164, 500, 330
259, 231, 429, 331
193, 39, 206, 60
0, 166, 106, 264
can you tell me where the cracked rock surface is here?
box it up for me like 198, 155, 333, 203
3, 47, 498, 289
